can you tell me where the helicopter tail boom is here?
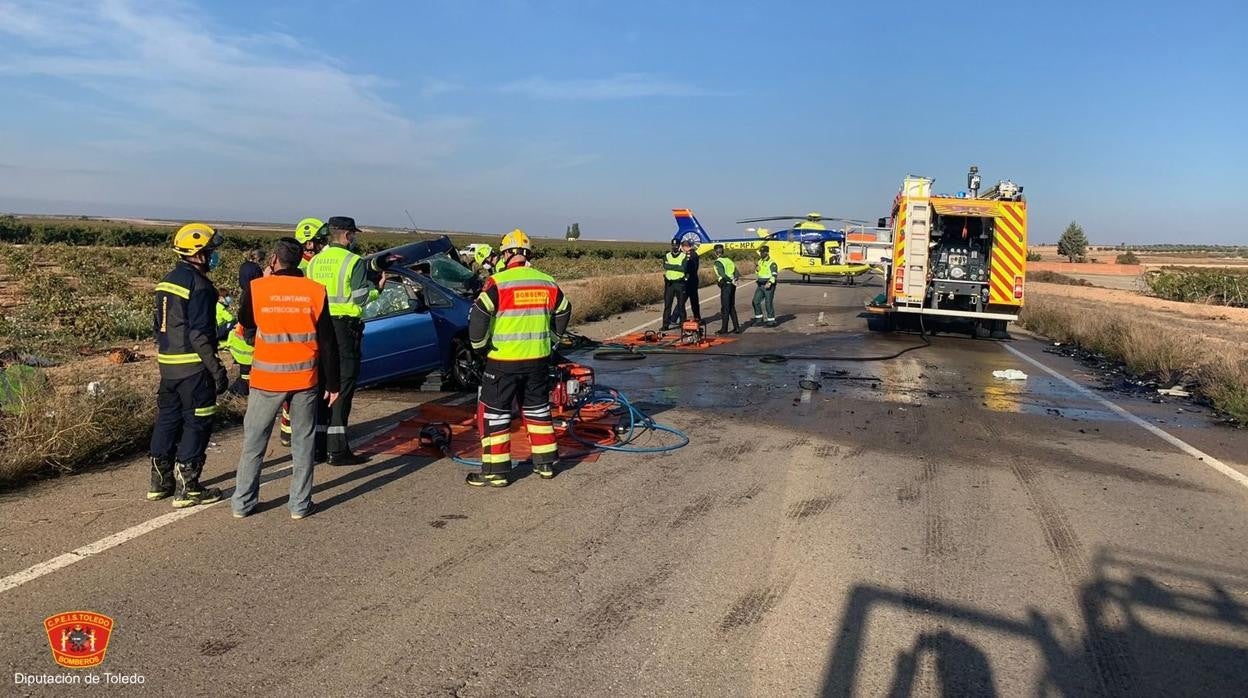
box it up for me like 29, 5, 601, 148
672, 208, 712, 245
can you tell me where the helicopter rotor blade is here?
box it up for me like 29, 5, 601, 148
735, 216, 807, 224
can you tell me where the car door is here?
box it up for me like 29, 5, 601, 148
359, 277, 440, 386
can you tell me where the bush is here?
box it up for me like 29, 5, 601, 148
1145, 267, 1248, 307
1026, 249, 1042, 262
1116, 251, 1140, 265
1027, 270, 1092, 286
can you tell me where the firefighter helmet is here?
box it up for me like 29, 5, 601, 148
500, 229, 531, 252
172, 223, 223, 256
295, 217, 326, 244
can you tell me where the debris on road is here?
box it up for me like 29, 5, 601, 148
1158, 386, 1192, 398
992, 369, 1028, 380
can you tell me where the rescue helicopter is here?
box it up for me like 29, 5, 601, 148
670, 209, 891, 283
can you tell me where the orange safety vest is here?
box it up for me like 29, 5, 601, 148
248, 275, 325, 393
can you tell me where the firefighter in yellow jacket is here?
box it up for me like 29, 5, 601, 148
467, 229, 571, 487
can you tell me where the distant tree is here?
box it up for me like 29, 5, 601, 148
569, 222, 581, 240
1116, 250, 1140, 265
565, 225, 573, 241
1057, 222, 1088, 262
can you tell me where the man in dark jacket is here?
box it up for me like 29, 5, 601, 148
681, 240, 701, 322
228, 248, 265, 396
147, 223, 229, 508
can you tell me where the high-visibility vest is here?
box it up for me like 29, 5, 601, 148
215, 301, 234, 333
248, 275, 325, 392
226, 324, 253, 366
485, 267, 565, 362
757, 257, 777, 284
307, 246, 364, 319
715, 257, 736, 283
664, 252, 687, 281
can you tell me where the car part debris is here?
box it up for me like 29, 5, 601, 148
992, 369, 1028, 380
1157, 386, 1192, 398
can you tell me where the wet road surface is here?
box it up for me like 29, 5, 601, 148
3, 276, 1247, 696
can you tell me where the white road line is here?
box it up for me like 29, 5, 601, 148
800, 363, 818, 404
1004, 344, 1248, 492
0, 422, 400, 596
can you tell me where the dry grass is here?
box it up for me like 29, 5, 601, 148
0, 367, 245, 488
1019, 295, 1248, 422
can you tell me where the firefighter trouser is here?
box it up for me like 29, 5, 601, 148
718, 281, 739, 331
684, 280, 701, 321
476, 362, 557, 475
752, 284, 776, 322
320, 317, 363, 456
149, 371, 216, 465
662, 280, 687, 328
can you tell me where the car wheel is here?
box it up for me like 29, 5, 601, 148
445, 337, 481, 390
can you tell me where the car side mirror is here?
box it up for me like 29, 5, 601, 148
877, 217, 889, 228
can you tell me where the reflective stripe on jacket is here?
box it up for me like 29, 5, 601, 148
153, 262, 220, 379
482, 267, 567, 362
664, 252, 687, 281
757, 258, 778, 284
307, 245, 365, 318
226, 323, 254, 366
248, 275, 326, 392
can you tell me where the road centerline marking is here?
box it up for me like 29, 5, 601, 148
1004, 343, 1248, 492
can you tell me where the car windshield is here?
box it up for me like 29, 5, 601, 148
412, 254, 475, 296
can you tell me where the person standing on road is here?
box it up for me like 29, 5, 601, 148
682, 240, 701, 323
232, 238, 341, 519
468, 229, 571, 487
306, 216, 394, 465
227, 249, 264, 396
147, 223, 228, 508
661, 240, 687, 331
752, 245, 779, 328
712, 245, 741, 334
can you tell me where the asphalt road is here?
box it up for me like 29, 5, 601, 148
3, 275, 1247, 697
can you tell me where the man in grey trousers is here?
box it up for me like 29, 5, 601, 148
232, 238, 341, 519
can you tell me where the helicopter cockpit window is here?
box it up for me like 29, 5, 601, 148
801, 240, 823, 258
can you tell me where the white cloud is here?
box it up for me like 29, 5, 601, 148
499, 72, 733, 100
0, 0, 470, 168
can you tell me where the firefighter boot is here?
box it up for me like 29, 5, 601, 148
532, 457, 558, 480
146, 456, 175, 501
172, 460, 223, 508
466, 472, 511, 488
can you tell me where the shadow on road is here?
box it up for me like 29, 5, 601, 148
819, 546, 1248, 697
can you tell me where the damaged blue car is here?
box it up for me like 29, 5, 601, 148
358, 236, 481, 390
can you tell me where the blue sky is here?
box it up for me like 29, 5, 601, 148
1, 0, 1244, 243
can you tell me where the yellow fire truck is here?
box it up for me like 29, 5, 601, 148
867, 166, 1027, 338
